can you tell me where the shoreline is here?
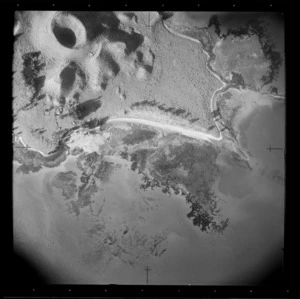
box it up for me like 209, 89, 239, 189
17, 18, 279, 159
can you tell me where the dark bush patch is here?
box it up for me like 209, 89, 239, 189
120, 151, 129, 160
189, 118, 200, 123
16, 163, 42, 174
83, 116, 108, 129
130, 149, 155, 172
231, 71, 246, 88
208, 15, 221, 37
94, 160, 115, 182
22, 52, 46, 98
122, 129, 157, 145
221, 91, 232, 100
131, 100, 190, 118
74, 98, 102, 120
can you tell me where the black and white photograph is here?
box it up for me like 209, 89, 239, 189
10, 3, 289, 292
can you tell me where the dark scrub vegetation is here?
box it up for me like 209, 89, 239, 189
131, 99, 191, 118
52, 171, 77, 200
14, 142, 68, 173
128, 138, 229, 233
73, 98, 102, 120
130, 148, 155, 172
21, 51, 46, 108
122, 129, 157, 145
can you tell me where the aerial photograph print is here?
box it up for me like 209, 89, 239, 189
12, 9, 285, 286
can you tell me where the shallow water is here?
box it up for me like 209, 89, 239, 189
245, 102, 285, 171
215, 100, 285, 284
13, 101, 285, 284
220, 101, 285, 198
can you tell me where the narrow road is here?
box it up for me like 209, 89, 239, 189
161, 21, 228, 140
107, 21, 229, 143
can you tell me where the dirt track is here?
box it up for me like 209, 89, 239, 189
107, 117, 222, 141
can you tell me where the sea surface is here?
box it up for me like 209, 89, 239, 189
13, 101, 285, 284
